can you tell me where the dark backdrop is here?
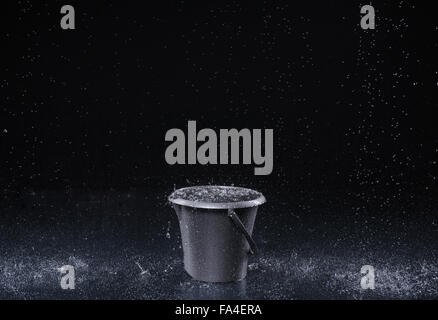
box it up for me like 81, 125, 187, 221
1, 1, 436, 192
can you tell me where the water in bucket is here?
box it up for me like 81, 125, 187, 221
169, 186, 266, 282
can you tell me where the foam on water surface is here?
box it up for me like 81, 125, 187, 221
169, 186, 262, 203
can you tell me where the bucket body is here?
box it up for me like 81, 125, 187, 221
172, 204, 258, 282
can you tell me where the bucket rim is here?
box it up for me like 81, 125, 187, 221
168, 185, 266, 209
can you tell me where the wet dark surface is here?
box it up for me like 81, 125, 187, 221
0, 188, 437, 300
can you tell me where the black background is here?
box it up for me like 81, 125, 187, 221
0, 1, 437, 299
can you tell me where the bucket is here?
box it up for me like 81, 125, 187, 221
169, 186, 266, 282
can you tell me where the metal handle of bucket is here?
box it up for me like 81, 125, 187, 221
227, 209, 258, 255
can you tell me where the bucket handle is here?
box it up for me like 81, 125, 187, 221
227, 209, 258, 255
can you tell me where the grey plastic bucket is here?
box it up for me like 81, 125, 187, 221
169, 186, 266, 283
